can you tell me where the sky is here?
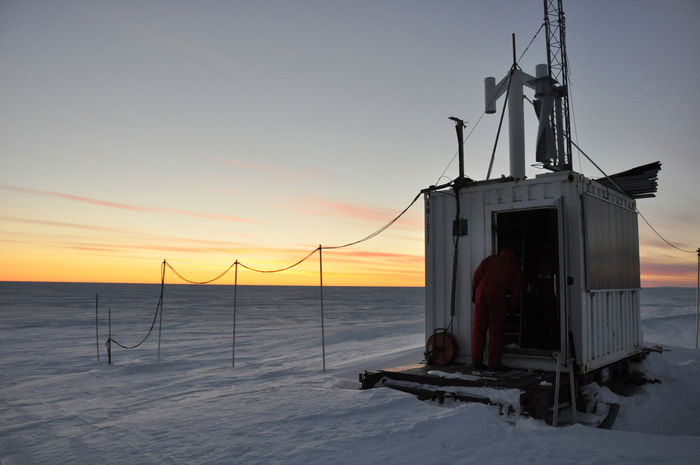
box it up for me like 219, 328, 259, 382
1, 0, 699, 287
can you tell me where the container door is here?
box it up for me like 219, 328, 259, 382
495, 207, 561, 353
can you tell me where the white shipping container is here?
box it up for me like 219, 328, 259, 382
424, 171, 643, 374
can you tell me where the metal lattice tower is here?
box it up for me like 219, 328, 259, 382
543, 0, 572, 169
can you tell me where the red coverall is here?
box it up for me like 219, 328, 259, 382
471, 249, 524, 369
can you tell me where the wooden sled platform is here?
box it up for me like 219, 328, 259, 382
359, 352, 650, 426
359, 362, 575, 424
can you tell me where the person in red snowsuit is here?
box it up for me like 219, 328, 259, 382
471, 248, 524, 370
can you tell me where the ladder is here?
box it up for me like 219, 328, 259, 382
501, 219, 526, 348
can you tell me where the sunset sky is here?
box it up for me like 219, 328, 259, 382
1, 1, 699, 287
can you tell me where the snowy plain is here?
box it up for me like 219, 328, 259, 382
1, 283, 699, 464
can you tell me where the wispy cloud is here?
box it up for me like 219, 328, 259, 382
641, 261, 696, 277
62, 241, 238, 256
321, 200, 411, 224
640, 261, 698, 286
288, 196, 423, 231
0, 214, 313, 266
216, 159, 340, 182
1, 184, 154, 213
95, 5, 264, 82
1, 215, 254, 253
0, 184, 255, 223
220, 159, 271, 172
167, 209, 254, 223
330, 249, 422, 260
0, 216, 133, 233
323, 248, 423, 265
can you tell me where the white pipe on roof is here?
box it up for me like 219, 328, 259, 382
485, 67, 540, 180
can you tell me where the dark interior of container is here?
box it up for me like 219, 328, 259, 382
495, 208, 561, 352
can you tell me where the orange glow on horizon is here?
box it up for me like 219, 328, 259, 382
6, 255, 698, 288
0, 245, 426, 287
2, 221, 695, 287
641, 259, 699, 288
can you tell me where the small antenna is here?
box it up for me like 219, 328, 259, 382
449, 117, 467, 184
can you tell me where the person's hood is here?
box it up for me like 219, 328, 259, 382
499, 249, 517, 261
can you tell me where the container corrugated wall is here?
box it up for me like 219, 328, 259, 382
424, 190, 455, 341
581, 289, 641, 371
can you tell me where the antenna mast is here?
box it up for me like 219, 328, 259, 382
543, 0, 572, 170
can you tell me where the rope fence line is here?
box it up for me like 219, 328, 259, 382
104, 261, 166, 364
236, 247, 319, 274
165, 261, 237, 284
97, 190, 423, 370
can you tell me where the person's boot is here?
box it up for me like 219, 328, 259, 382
490, 364, 510, 372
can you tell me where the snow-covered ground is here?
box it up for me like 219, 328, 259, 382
1, 283, 699, 464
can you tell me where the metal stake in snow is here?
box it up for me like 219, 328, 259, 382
319, 245, 326, 372
95, 294, 100, 362
108, 307, 112, 365
696, 248, 699, 349
232, 260, 238, 367
158, 259, 165, 359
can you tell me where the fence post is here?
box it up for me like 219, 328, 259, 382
319, 245, 326, 372
233, 260, 238, 367
695, 249, 700, 349
95, 294, 100, 362
108, 308, 112, 365
158, 259, 165, 359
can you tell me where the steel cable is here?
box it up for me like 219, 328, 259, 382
322, 192, 421, 250
237, 248, 319, 273
107, 261, 165, 350
165, 261, 236, 284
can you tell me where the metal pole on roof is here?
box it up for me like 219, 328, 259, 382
448, 117, 466, 182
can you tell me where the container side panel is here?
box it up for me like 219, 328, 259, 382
611, 205, 621, 288
583, 194, 641, 290
425, 191, 460, 347
631, 212, 641, 285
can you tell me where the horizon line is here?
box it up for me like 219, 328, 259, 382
0, 280, 697, 289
